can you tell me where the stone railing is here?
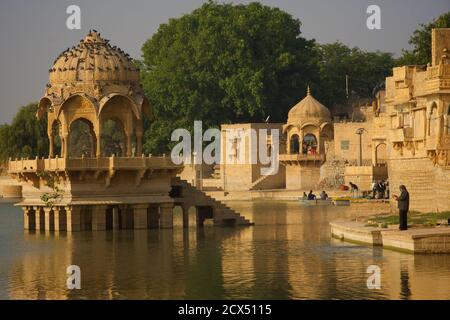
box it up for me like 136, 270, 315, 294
8, 155, 180, 174
279, 153, 325, 162
427, 64, 450, 79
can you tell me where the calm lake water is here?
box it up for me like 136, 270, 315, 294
0, 201, 449, 300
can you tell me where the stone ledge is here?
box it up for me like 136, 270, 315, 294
330, 221, 450, 253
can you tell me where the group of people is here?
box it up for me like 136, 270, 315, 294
371, 179, 389, 199
302, 190, 329, 200
301, 184, 410, 231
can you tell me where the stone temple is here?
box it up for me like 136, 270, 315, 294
7, 31, 252, 232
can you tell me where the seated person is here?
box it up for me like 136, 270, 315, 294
301, 192, 308, 200
307, 190, 316, 200
320, 191, 328, 200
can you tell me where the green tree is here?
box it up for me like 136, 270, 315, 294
140, 1, 318, 154
316, 42, 395, 108
0, 103, 48, 163
397, 11, 450, 65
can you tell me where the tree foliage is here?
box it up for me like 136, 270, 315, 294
0, 103, 48, 163
397, 11, 450, 66
315, 42, 394, 108
141, 1, 318, 154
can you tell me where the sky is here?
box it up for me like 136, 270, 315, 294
0, 0, 449, 123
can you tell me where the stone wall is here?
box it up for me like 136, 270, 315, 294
285, 165, 320, 190
388, 156, 450, 212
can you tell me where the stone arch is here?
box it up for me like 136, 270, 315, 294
57, 93, 99, 120
99, 95, 140, 156
99, 94, 140, 120
290, 134, 300, 154
68, 117, 96, 157
101, 117, 126, 157
303, 133, 318, 155
37, 97, 52, 120
375, 143, 387, 166
319, 123, 333, 154
50, 120, 62, 157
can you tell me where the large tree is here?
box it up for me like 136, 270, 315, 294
140, 1, 318, 154
0, 103, 48, 163
397, 11, 450, 66
316, 42, 395, 109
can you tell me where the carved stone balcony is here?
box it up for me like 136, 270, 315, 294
279, 153, 325, 165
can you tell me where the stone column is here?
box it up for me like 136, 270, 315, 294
43, 207, 54, 231
159, 203, 174, 229
53, 207, 66, 231
96, 124, 102, 158
136, 133, 143, 156
66, 206, 81, 232
133, 204, 148, 229
182, 205, 189, 228
34, 207, 44, 231
23, 207, 34, 230
62, 134, 68, 158
49, 134, 54, 158
112, 206, 120, 230
125, 134, 132, 157
92, 205, 107, 231
147, 205, 159, 228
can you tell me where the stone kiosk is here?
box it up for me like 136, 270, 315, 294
8, 31, 251, 232
279, 87, 333, 189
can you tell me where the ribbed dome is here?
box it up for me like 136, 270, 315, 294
48, 30, 139, 85
287, 87, 331, 125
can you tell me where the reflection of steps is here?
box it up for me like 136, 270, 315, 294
171, 177, 253, 226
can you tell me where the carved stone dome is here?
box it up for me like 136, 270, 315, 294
287, 87, 331, 126
49, 30, 139, 85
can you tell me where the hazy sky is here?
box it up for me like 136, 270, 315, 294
0, 0, 449, 123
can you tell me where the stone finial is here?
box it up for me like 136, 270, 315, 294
307, 85, 311, 96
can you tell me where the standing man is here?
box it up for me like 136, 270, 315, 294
394, 185, 409, 231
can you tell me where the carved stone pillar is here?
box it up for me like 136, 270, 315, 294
133, 204, 148, 229
23, 207, 35, 230
49, 133, 55, 158
159, 203, 174, 229
43, 207, 54, 231
66, 206, 81, 232
34, 207, 44, 231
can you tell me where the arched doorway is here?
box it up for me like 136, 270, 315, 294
375, 143, 387, 166
101, 118, 126, 157
290, 134, 300, 154
302, 134, 317, 155
68, 118, 96, 157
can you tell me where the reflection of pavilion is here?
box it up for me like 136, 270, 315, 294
8, 31, 251, 232
280, 87, 333, 189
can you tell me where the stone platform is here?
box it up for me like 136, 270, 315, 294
330, 220, 450, 253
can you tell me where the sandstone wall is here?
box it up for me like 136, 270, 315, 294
388, 156, 450, 212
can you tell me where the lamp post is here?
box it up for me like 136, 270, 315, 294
355, 128, 366, 166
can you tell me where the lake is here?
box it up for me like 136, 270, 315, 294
0, 201, 449, 299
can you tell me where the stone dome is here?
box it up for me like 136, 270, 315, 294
48, 30, 139, 85
287, 86, 331, 126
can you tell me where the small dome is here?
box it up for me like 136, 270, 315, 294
287, 86, 331, 126
48, 30, 139, 85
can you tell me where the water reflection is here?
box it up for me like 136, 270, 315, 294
0, 202, 449, 300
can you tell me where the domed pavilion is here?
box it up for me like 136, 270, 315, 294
8, 31, 252, 232
280, 86, 334, 189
